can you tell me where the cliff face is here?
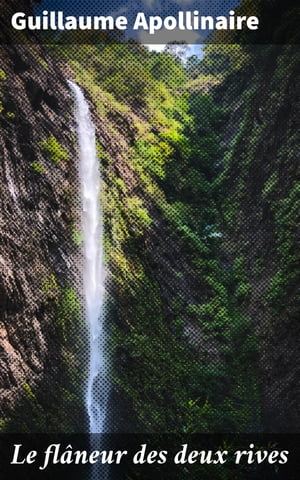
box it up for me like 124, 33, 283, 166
0, 39, 208, 433
0, 20, 298, 435
83, 66, 212, 433
0, 40, 86, 431
214, 45, 300, 432
0, 37, 209, 432
63, 43, 263, 433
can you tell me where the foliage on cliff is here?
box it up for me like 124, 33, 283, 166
48, 41, 268, 434
0, 41, 87, 433
1, 32, 298, 437
214, 44, 300, 431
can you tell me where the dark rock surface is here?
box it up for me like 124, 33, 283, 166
0, 38, 82, 425
214, 45, 300, 432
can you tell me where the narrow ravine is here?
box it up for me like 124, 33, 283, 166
68, 80, 108, 434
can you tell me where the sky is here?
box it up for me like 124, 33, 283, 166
35, 1, 240, 16
34, 0, 241, 45
32, 1, 241, 55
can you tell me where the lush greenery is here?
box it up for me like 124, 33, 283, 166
48, 41, 276, 434
0, 269, 86, 433
2, 37, 298, 442
39, 135, 69, 164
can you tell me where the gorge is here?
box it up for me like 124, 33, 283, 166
0, 0, 299, 454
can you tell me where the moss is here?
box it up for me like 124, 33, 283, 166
253, 258, 264, 275
39, 135, 68, 164
125, 196, 152, 233
0, 418, 9, 432
57, 286, 81, 342
71, 229, 83, 246
262, 172, 279, 198
236, 282, 251, 299
0, 68, 6, 80
266, 271, 285, 307
37, 57, 50, 71
30, 161, 45, 174
96, 140, 110, 165
115, 177, 126, 193
42, 273, 59, 298
23, 383, 36, 400
133, 121, 150, 137
4, 372, 85, 433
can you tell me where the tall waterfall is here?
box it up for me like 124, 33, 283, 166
68, 81, 107, 434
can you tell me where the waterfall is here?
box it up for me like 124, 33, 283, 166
68, 80, 108, 434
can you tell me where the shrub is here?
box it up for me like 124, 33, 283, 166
30, 162, 45, 174
40, 136, 68, 163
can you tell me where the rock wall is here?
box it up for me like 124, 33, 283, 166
214, 45, 300, 432
0, 37, 85, 431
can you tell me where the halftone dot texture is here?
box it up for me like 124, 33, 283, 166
2, 0, 299, 46
96, 43, 300, 437
0, 39, 299, 463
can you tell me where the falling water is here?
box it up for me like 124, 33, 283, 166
68, 80, 108, 434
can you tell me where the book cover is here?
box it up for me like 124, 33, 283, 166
0, 0, 299, 478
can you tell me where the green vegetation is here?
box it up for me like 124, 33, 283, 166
30, 161, 45, 174
3, 34, 297, 441
71, 228, 83, 246
39, 135, 68, 163
57, 286, 81, 342
42, 273, 59, 298
0, 276, 86, 433
37, 57, 49, 71
0, 68, 6, 80
49, 41, 265, 434
23, 383, 36, 400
